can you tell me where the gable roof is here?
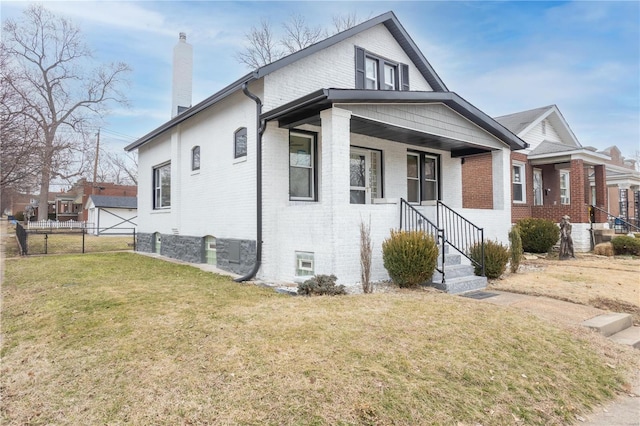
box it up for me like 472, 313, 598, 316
261, 89, 528, 151
125, 11, 447, 152
86, 195, 137, 209
494, 104, 581, 148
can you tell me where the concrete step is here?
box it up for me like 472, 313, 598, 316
609, 326, 640, 349
581, 313, 633, 337
431, 275, 487, 294
437, 253, 461, 267
432, 264, 475, 282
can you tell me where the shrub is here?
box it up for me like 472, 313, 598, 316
469, 240, 510, 279
508, 226, 523, 273
593, 242, 614, 257
611, 236, 640, 256
13, 211, 25, 221
382, 230, 438, 288
517, 218, 560, 253
297, 274, 346, 296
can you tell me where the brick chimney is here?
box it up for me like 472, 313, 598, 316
172, 32, 193, 118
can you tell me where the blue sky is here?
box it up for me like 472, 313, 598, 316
2, 1, 639, 159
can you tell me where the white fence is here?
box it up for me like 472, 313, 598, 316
26, 220, 93, 230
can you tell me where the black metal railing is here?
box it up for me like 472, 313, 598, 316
437, 201, 485, 277
15, 222, 27, 255
399, 198, 446, 282
590, 205, 640, 233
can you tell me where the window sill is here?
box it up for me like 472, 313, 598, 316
420, 200, 437, 207
372, 198, 399, 205
151, 209, 171, 214
191, 170, 201, 176
233, 156, 247, 165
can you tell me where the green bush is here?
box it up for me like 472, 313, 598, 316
508, 226, 523, 273
382, 230, 438, 288
297, 274, 346, 296
517, 218, 560, 253
13, 211, 25, 221
611, 236, 640, 256
469, 240, 510, 279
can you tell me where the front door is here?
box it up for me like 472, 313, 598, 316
533, 169, 543, 206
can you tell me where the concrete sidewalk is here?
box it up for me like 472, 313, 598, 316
473, 290, 639, 426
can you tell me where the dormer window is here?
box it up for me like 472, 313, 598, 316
356, 46, 409, 91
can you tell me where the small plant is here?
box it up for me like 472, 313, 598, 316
508, 226, 523, 273
593, 242, 614, 257
360, 217, 373, 294
610, 236, 640, 256
517, 218, 560, 253
469, 240, 509, 279
13, 211, 25, 222
297, 274, 346, 296
382, 230, 438, 288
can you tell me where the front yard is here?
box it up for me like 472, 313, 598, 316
1, 252, 637, 425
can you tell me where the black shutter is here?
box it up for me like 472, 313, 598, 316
401, 63, 409, 91
355, 46, 365, 89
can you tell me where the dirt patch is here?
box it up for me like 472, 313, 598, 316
488, 253, 640, 324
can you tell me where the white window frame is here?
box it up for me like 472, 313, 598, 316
289, 131, 316, 201
153, 162, 171, 209
512, 162, 526, 203
560, 170, 570, 205
191, 146, 200, 171
365, 54, 398, 90
350, 147, 382, 204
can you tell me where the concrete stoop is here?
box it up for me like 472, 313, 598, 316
430, 245, 487, 294
582, 313, 640, 349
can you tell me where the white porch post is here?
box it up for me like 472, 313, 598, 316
320, 107, 352, 206
320, 107, 352, 276
492, 147, 510, 211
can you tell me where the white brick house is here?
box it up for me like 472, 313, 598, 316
126, 12, 527, 288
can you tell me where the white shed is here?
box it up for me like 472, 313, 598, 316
85, 195, 137, 235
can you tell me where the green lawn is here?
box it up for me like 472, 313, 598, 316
1, 253, 635, 425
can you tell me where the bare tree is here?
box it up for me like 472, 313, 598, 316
281, 14, 325, 54
236, 19, 284, 69
237, 12, 367, 69
101, 151, 138, 185
2, 5, 130, 219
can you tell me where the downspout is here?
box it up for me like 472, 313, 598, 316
235, 81, 265, 282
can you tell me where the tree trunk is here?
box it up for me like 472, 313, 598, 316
37, 160, 52, 221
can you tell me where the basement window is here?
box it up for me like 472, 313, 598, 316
295, 252, 314, 276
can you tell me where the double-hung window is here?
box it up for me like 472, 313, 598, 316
560, 171, 570, 205
289, 131, 316, 201
407, 152, 439, 203
512, 163, 526, 203
356, 46, 409, 91
350, 147, 382, 204
153, 162, 171, 209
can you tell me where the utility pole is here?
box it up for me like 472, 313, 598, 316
92, 129, 100, 194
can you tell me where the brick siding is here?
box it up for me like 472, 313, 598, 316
461, 153, 493, 209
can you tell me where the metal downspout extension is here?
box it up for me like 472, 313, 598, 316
235, 81, 265, 282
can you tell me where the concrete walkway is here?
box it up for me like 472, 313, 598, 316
475, 290, 639, 426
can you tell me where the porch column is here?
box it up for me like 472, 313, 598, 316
491, 147, 510, 211
320, 107, 352, 206
593, 164, 608, 223
570, 159, 588, 223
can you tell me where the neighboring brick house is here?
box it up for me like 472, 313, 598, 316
463, 104, 639, 252
125, 12, 527, 287
54, 179, 138, 222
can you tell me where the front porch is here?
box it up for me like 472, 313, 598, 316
260, 89, 526, 286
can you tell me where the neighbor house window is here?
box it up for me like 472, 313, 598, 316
234, 127, 247, 158
560, 171, 570, 205
407, 152, 439, 203
512, 163, 526, 203
289, 131, 316, 201
153, 162, 171, 209
355, 46, 409, 91
191, 146, 200, 171
350, 147, 382, 204
533, 168, 543, 206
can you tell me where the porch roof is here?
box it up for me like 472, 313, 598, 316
261, 89, 528, 156
528, 141, 610, 166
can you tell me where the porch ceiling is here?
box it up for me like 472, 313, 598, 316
261, 89, 527, 156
